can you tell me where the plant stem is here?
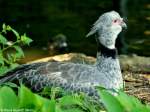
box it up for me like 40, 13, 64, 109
2, 40, 21, 52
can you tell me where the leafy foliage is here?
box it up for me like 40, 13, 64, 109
98, 88, 150, 112
0, 85, 97, 112
0, 24, 32, 75
0, 85, 150, 112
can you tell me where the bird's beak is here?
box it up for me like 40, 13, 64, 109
120, 20, 127, 29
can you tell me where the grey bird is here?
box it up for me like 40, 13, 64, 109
0, 11, 127, 97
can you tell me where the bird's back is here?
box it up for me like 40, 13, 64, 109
0, 61, 99, 97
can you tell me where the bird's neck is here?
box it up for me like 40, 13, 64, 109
97, 43, 117, 59
99, 30, 119, 49
95, 41, 123, 89
96, 42, 118, 67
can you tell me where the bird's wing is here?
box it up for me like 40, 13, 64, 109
0, 61, 97, 96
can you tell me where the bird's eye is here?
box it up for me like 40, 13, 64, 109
113, 19, 118, 23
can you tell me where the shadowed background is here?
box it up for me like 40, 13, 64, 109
0, 0, 149, 62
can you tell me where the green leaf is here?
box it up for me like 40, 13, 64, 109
0, 66, 9, 76
116, 91, 136, 111
61, 108, 84, 112
60, 95, 82, 106
11, 29, 20, 39
13, 45, 24, 58
0, 86, 18, 109
35, 94, 51, 110
0, 59, 4, 65
6, 53, 13, 63
2, 24, 12, 33
35, 91, 57, 112
42, 99, 56, 112
10, 63, 19, 69
21, 34, 33, 45
2, 24, 6, 30
2, 24, 7, 33
18, 85, 37, 109
6, 25, 12, 31
18, 85, 55, 111
0, 52, 4, 65
98, 89, 124, 112
50, 87, 62, 100
116, 91, 150, 112
0, 34, 8, 45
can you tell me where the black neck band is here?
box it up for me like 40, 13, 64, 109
97, 43, 117, 59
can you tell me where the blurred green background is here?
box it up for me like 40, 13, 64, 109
0, 0, 149, 61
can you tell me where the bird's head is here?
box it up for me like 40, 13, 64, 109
86, 11, 127, 49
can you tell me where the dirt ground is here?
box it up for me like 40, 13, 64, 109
27, 53, 150, 104
124, 71, 150, 105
